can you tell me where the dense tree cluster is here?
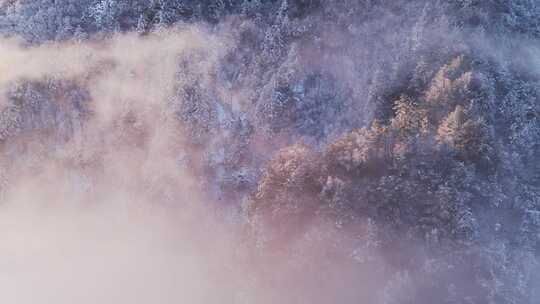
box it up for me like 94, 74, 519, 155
2, 0, 540, 303
247, 54, 536, 302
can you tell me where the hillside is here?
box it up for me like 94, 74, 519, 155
1, 1, 540, 303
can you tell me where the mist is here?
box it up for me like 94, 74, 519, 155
0, 26, 384, 304
1, 1, 540, 303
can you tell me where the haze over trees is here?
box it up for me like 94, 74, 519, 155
1, 0, 540, 303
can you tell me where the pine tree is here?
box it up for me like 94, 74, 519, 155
437, 105, 493, 164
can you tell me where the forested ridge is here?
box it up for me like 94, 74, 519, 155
1, 1, 540, 303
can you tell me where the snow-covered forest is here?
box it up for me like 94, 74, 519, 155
1, 0, 540, 303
